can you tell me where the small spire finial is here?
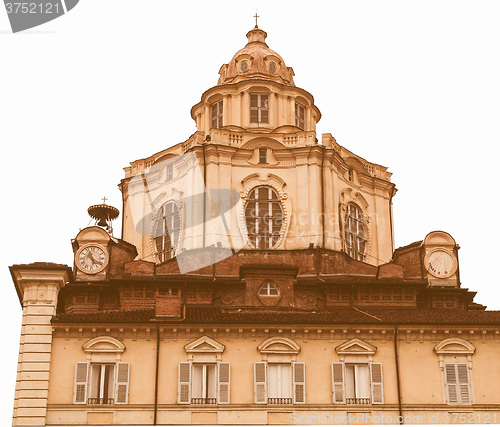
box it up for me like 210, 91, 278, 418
253, 10, 259, 28
102, 196, 108, 204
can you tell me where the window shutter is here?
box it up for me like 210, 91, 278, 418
217, 362, 230, 404
292, 362, 306, 404
178, 362, 191, 404
331, 363, 345, 404
370, 363, 384, 404
73, 362, 89, 404
457, 363, 471, 404
254, 362, 267, 404
115, 362, 130, 404
444, 363, 458, 404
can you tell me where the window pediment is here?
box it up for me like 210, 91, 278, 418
341, 188, 369, 210
434, 338, 475, 355
336, 338, 377, 357
82, 336, 125, 362
185, 336, 225, 361
258, 337, 300, 356
83, 336, 125, 354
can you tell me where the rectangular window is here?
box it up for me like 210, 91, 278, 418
444, 363, 471, 404
250, 94, 269, 124
211, 100, 223, 129
331, 363, 383, 404
89, 364, 115, 404
345, 364, 371, 404
254, 362, 305, 404
167, 164, 174, 180
178, 362, 230, 404
268, 364, 292, 404
295, 102, 305, 129
74, 362, 130, 405
259, 148, 267, 164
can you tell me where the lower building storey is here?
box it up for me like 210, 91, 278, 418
44, 406, 500, 425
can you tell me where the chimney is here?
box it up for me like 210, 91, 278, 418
155, 288, 182, 318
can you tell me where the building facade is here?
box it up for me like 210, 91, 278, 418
10, 25, 500, 426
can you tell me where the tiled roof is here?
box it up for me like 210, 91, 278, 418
10, 262, 72, 269
393, 241, 422, 253
52, 306, 500, 325
53, 308, 155, 322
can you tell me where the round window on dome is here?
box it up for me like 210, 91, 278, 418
240, 61, 249, 73
268, 62, 277, 74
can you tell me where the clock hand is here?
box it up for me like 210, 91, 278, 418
88, 252, 99, 265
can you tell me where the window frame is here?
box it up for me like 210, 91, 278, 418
434, 338, 475, 405
179, 336, 230, 405
74, 361, 130, 405
259, 147, 267, 164
178, 361, 230, 405
295, 102, 305, 129
254, 361, 305, 405
259, 281, 279, 296
211, 99, 223, 129
154, 200, 181, 263
331, 362, 384, 405
344, 203, 367, 261
250, 93, 269, 124
244, 186, 284, 250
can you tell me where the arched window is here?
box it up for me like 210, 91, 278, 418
154, 201, 181, 263
344, 203, 366, 261
244, 186, 283, 249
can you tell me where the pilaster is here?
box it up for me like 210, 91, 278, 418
10, 264, 71, 426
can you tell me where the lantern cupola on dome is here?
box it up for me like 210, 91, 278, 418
217, 26, 295, 86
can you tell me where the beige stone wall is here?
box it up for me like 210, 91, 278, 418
43, 325, 500, 425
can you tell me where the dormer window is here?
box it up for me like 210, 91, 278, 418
211, 100, 223, 129
295, 102, 305, 129
250, 94, 269, 124
259, 281, 279, 296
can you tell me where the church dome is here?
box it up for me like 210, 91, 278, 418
217, 27, 295, 86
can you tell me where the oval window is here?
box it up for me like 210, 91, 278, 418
240, 60, 249, 72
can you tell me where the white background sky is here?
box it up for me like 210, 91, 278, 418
1, 0, 499, 423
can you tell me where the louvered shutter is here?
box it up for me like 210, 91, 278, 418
370, 363, 384, 404
115, 362, 130, 404
292, 362, 306, 404
331, 363, 345, 404
178, 362, 191, 404
254, 362, 267, 404
457, 363, 471, 404
217, 362, 230, 404
73, 362, 89, 404
444, 363, 458, 404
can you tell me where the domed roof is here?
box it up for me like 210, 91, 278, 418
217, 27, 295, 86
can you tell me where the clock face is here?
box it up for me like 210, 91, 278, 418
76, 245, 108, 274
426, 250, 456, 278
